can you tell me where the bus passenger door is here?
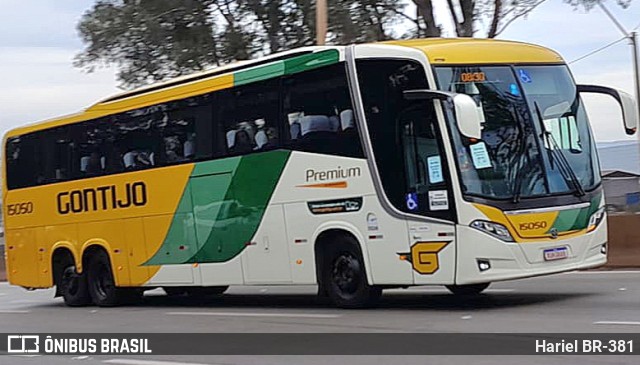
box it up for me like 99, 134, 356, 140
399, 106, 456, 285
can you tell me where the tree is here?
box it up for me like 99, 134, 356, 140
76, 0, 405, 87
408, 0, 632, 39
75, 0, 635, 88
75, 0, 219, 88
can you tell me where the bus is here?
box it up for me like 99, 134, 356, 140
3, 38, 638, 308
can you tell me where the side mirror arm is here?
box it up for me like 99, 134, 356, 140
577, 84, 638, 135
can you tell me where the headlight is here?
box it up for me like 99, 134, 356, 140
587, 207, 606, 232
470, 220, 514, 242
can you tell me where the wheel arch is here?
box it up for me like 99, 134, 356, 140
79, 240, 121, 285
50, 244, 78, 296
312, 222, 373, 287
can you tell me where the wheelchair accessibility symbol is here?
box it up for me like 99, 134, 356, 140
406, 193, 418, 211
518, 69, 532, 83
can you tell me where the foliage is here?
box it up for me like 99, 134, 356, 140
75, 0, 635, 88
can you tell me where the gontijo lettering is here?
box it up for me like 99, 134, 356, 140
57, 181, 147, 215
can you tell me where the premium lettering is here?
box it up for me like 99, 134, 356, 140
57, 182, 147, 215
305, 166, 361, 182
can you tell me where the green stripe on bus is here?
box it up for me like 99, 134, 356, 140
283, 50, 340, 74
233, 50, 340, 87
234, 62, 285, 86
547, 193, 602, 234
144, 150, 291, 266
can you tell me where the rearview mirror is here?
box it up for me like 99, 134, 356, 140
404, 89, 482, 139
577, 84, 638, 135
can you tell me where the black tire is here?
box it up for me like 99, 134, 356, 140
323, 239, 381, 308
59, 265, 91, 307
86, 250, 134, 307
445, 283, 490, 296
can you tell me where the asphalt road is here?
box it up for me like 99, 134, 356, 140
0, 271, 639, 365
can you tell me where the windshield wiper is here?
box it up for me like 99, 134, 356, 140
533, 102, 586, 197
511, 105, 528, 203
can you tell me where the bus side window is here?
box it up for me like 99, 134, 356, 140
283, 63, 363, 158
5, 136, 39, 189
219, 79, 280, 157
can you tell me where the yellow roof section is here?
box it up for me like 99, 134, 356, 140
385, 38, 564, 65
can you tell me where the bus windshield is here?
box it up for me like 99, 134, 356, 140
435, 65, 600, 200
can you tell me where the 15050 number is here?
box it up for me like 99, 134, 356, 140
6, 202, 34, 216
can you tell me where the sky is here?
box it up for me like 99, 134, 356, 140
0, 0, 639, 142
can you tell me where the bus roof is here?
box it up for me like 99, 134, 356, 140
385, 38, 564, 65
4, 38, 564, 139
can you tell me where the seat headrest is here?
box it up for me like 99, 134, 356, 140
300, 115, 331, 136
340, 109, 355, 130
254, 130, 268, 149
123, 152, 136, 168
80, 156, 91, 172
290, 122, 301, 140
226, 130, 237, 148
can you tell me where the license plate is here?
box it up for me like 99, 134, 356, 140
544, 247, 569, 261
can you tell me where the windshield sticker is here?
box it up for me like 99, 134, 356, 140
406, 193, 418, 211
510, 83, 520, 96
518, 69, 532, 83
428, 190, 449, 211
470, 142, 492, 169
427, 155, 444, 183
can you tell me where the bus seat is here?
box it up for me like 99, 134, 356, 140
254, 130, 268, 150
80, 156, 91, 172
329, 116, 340, 132
290, 122, 301, 140
123, 151, 137, 169
340, 109, 355, 131
183, 135, 195, 158
300, 115, 332, 136
226, 130, 237, 149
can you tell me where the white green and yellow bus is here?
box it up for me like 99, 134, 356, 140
3, 38, 638, 308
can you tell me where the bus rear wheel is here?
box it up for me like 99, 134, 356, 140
323, 240, 381, 308
445, 283, 490, 296
59, 265, 91, 307
86, 250, 140, 306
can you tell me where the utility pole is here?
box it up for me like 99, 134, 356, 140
598, 2, 640, 167
316, 0, 327, 45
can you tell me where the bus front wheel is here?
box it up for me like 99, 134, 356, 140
323, 239, 381, 308
445, 283, 490, 296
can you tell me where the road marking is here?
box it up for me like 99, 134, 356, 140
594, 321, 640, 326
0, 310, 30, 314
104, 359, 216, 365
0, 293, 6, 296
166, 311, 341, 319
